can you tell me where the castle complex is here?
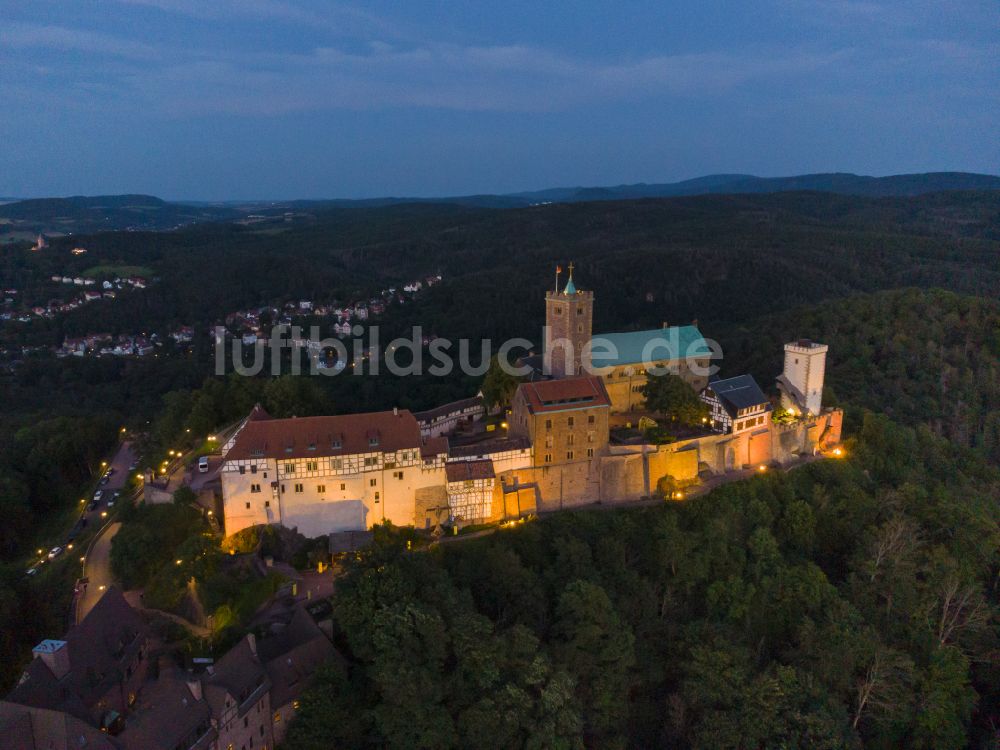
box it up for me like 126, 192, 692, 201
219, 267, 842, 538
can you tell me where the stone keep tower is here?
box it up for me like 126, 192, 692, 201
780, 339, 828, 416
544, 263, 593, 378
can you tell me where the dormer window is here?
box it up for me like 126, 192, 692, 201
369, 437, 379, 447
332, 439, 341, 449
307, 443, 316, 451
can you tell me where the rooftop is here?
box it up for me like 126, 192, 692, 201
445, 459, 496, 482
517, 376, 611, 414
413, 395, 483, 424
589, 324, 710, 368
707, 374, 771, 416
225, 409, 425, 461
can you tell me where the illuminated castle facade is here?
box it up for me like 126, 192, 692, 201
219, 267, 842, 538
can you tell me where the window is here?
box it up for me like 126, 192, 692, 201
332, 459, 343, 470
374, 492, 380, 501
332, 439, 341, 449
368, 436, 379, 447
588, 431, 595, 443
306, 461, 318, 471
294, 483, 303, 493
340, 483, 346, 491
567, 416, 574, 427
567, 434, 575, 445
239, 466, 246, 475
250, 465, 257, 474
273, 712, 281, 724
293, 700, 300, 710
545, 419, 552, 430
250, 484, 260, 493
544, 453, 552, 463
588, 414, 595, 424
393, 470, 404, 480
317, 484, 326, 493
587, 448, 594, 457
370, 478, 377, 487
245, 502, 251, 509
364, 457, 377, 467
566, 451, 574, 460
264, 500, 270, 508
284, 463, 295, 473
577, 306, 584, 315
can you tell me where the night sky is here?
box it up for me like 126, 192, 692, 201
1, 0, 997, 199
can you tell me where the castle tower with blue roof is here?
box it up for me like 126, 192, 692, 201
544, 262, 594, 378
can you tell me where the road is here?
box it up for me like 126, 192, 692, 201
73, 441, 137, 622
76, 522, 121, 622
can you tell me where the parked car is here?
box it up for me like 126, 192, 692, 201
99, 475, 109, 485
198, 456, 210, 473
106, 498, 115, 509
47, 546, 63, 560
93, 490, 103, 502
25, 567, 37, 577
87, 501, 98, 512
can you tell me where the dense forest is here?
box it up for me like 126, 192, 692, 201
283, 414, 999, 749
3, 189, 999, 348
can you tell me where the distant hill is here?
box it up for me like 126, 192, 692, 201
509, 171, 1000, 203
0, 194, 242, 238
2, 172, 997, 240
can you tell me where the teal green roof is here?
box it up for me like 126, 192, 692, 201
563, 277, 577, 295
589, 325, 711, 367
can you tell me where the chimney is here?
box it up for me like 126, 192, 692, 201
393, 406, 399, 417
32, 640, 70, 680
187, 679, 203, 702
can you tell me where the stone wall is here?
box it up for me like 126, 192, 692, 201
496, 408, 844, 517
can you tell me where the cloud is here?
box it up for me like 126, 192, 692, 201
112, 0, 408, 40
0, 22, 161, 60
0, 24, 859, 118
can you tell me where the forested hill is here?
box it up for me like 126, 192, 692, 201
0, 194, 242, 236
719, 288, 1000, 459
510, 170, 1000, 203
2, 171, 996, 239
6, 189, 999, 350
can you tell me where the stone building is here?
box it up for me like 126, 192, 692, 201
220, 409, 450, 537
507, 376, 611, 510
777, 339, 828, 416
214, 266, 842, 538
540, 264, 712, 412
543, 263, 594, 378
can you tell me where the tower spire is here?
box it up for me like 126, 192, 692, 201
563, 261, 577, 295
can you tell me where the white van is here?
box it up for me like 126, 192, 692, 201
198, 456, 210, 473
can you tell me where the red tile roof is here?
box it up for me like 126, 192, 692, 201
516, 376, 611, 415
225, 410, 424, 460
445, 459, 496, 482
